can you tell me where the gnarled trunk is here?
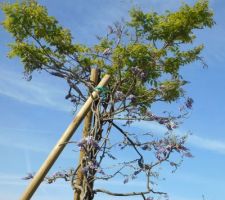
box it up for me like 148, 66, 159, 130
74, 69, 99, 200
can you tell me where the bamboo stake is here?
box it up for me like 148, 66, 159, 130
20, 73, 110, 200
74, 68, 99, 200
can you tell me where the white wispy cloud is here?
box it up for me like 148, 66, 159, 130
0, 127, 54, 154
0, 126, 77, 160
0, 67, 72, 112
189, 134, 225, 155
0, 173, 72, 200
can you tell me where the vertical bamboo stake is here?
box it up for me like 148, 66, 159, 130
74, 68, 99, 200
20, 73, 110, 200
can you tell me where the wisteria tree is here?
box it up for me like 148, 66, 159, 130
1, 0, 214, 200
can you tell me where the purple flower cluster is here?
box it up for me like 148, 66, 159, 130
155, 145, 171, 161
114, 91, 137, 103
123, 168, 142, 184
114, 91, 125, 101
88, 160, 99, 170
154, 137, 193, 161
81, 166, 89, 174
176, 145, 193, 158
77, 136, 99, 150
123, 176, 129, 184
77, 139, 86, 150
45, 171, 70, 183
81, 160, 105, 175
185, 97, 194, 109
165, 120, 178, 130
53, 172, 65, 178
131, 66, 147, 79
127, 94, 136, 103
145, 111, 178, 130
155, 138, 175, 161
22, 173, 34, 180
141, 144, 151, 150
22, 169, 76, 184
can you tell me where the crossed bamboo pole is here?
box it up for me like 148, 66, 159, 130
20, 71, 110, 200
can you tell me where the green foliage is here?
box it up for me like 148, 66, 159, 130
1, 0, 74, 50
1, 0, 78, 73
1, 0, 214, 107
129, 0, 214, 42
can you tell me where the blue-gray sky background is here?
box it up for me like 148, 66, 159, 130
0, 0, 225, 200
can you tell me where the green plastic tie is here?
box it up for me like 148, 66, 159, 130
95, 86, 106, 92
95, 86, 109, 99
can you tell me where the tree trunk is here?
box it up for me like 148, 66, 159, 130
74, 68, 99, 200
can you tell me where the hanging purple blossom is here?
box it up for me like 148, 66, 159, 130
183, 152, 193, 158
81, 166, 89, 174
88, 160, 99, 170
123, 176, 129, 184
77, 136, 99, 150
85, 136, 94, 145
77, 138, 86, 150
85, 136, 99, 149
166, 121, 178, 130
131, 66, 142, 74
142, 144, 149, 150
114, 91, 125, 101
185, 97, 194, 109
127, 94, 136, 103
131, 66, 147, 79
22, 173, 34, 180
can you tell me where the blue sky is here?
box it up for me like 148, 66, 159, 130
0, 0, 225, 200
